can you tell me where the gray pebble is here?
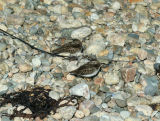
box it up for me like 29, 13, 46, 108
144, 76, 158, 96
84, 116, 99, 121
115, 99, 127, 108
58, 106, 76, 120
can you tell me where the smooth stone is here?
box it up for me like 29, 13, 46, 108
61, 28, 74, 38
79, 100, 95, 115
151, 95, 160, 104
127, 96, 151, 106
85, 34, 105, 55
6, 15, 24, 25
143, 76, 158, 96
26, 77, 34, 85
128, 33, 139, 39
120, 111, 131, 119
83, 116, 99, 121
112, 1, 121, 10
58, 106, 76, 120
43, 0, 53, 4
0, 84, 8, 94
125, 117, 142, 121
0, 62, 8, 74
90, 13, 99, 21
107, 33, 126, 46
18, 63, 32, 72
71, 27, 92, 39
137, 49, 147, 60
115, 99, 127, 108
12, 73, 26, 83
93, 96, 103, 106
156, 56, 160, 63
90, 106, 100, 114
0, 24, 7, 31
49, 91, 60, 101
104, 95, 112, 103
58, 17, 82, 28
69, 83, 90, 99
135, 105, 153, 116
104, 71, 119, 85
32, 57, 41, 67
0, 42, 7, 51
75, 110, 84, 119
49, 5, 68, 14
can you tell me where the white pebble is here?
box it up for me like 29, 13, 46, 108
69, 83, 90, 99
71, 27, 92, 39
32, 57, 41, 67
112, 1, 121, 10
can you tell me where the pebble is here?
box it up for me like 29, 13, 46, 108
151, 95, 160, 104
18, 63, 32, 72
143, 76, 158, 96
49, 91, 60, 100
0, 0, 159, 121
135, 105, 153, 116
137, 49, 148, 60
0, 84, 8, 94
75, 110, 84, 119
112, 1, 121, 11
107, 33, 126, 46
93, 96, 103, 106
115, 99, 127, 108
0, 24, 7, 31
49, 5, 68, 14
121, 66, 137, 82
83, 116, 99, 121
125, 117, 142, 121
104, 71, 119, 85
43, 0, 53, 5
69, 83, 90, 99
0, 43, 7, 52
6, 15, 25, 25
90, 13, 99, 21
32, 57, 41, 67
58, 106, 76, 120
71, 27, 92, 39
0, 62, 8, 74
120, 111, 131, 119
85, 34, 105, 55
26, 77, 34, 85
127, 96, 151, 106
12, 73, 26, 83
58, 18, 82, 28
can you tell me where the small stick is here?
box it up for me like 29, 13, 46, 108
0, 29, 77, 60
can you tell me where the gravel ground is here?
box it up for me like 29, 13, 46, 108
0, 0, 160, 121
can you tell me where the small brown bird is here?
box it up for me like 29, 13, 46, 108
52, 39, 83, 55
69, 60, 108, 78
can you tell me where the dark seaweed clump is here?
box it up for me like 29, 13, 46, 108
0, 86, 81, 119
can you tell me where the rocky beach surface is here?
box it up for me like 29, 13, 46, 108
0, 0, 160, 121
